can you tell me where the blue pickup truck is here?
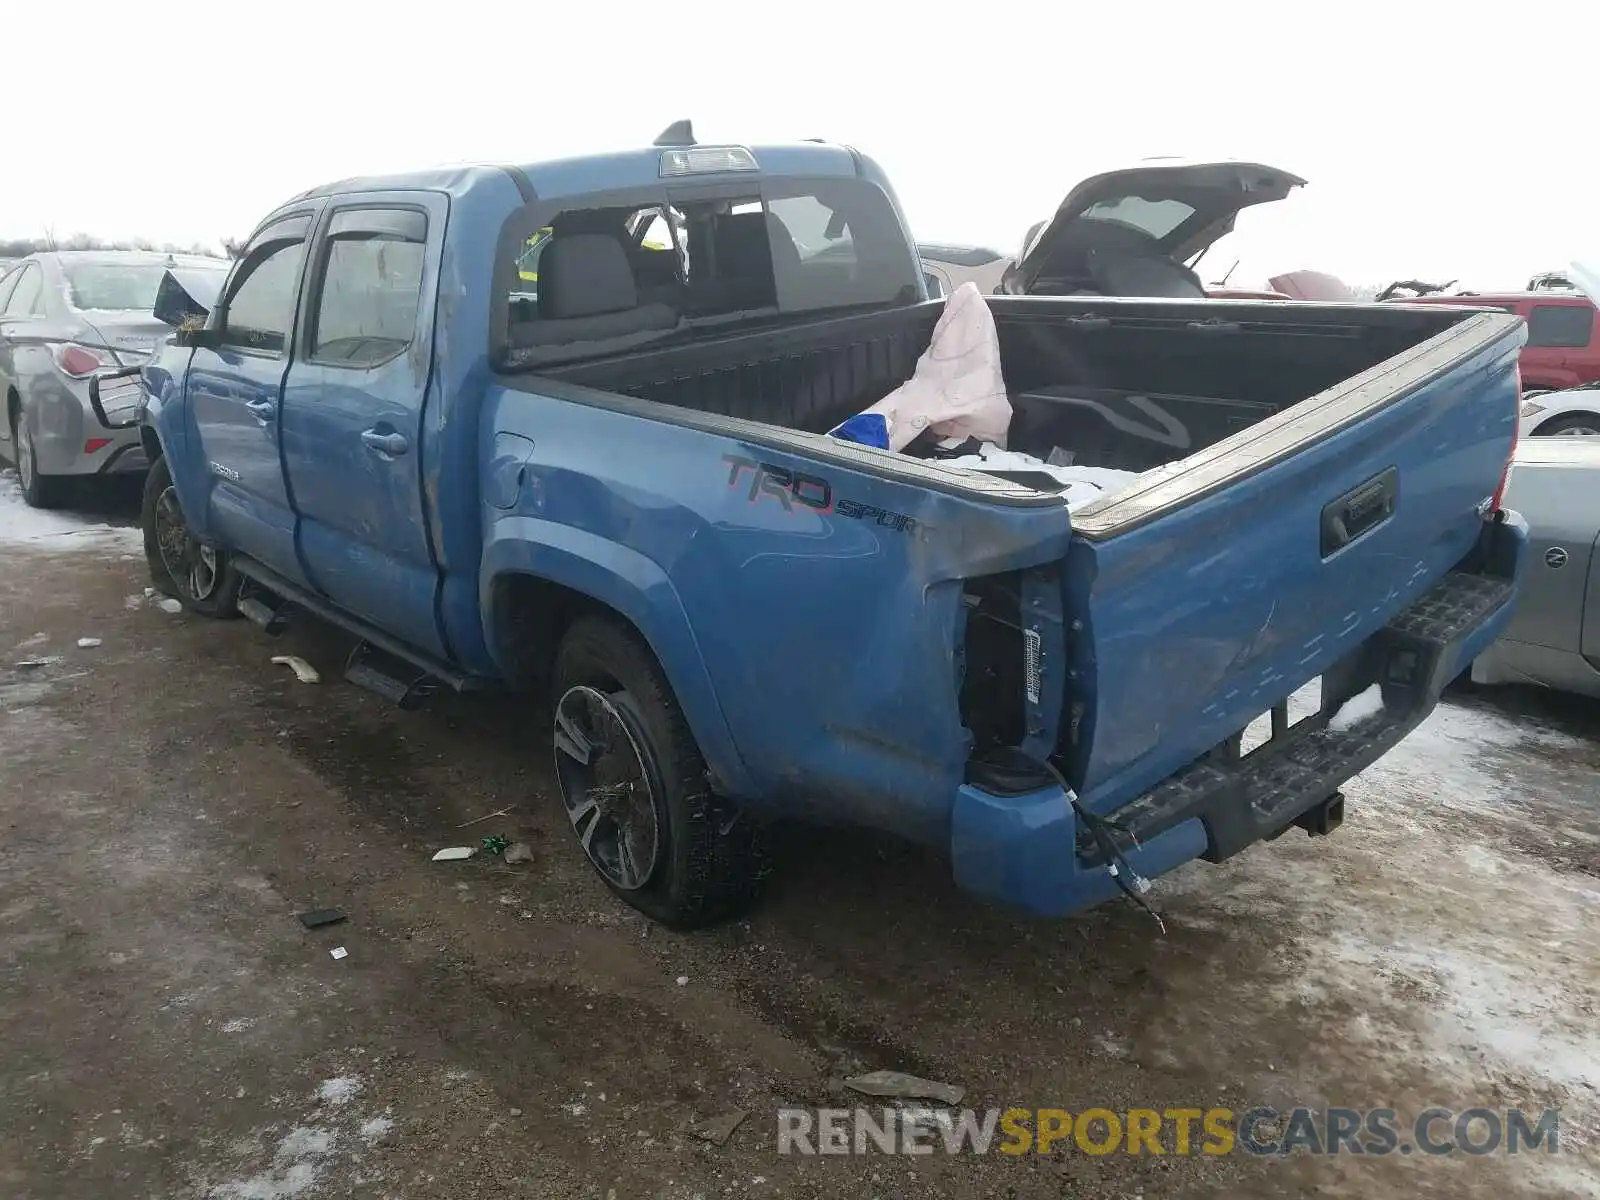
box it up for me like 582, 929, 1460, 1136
96, 127, 1528, 928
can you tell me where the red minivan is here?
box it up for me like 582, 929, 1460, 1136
1395, 291, 1600, 396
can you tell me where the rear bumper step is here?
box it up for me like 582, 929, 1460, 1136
1076, 568, 1514, 866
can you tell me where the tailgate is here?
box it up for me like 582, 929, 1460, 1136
1059, 310, 1524, 806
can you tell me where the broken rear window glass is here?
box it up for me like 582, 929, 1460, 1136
503, 180, 918, 367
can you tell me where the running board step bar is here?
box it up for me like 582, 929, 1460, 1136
230, 556, 490, 704
237, 580, 292, 635
344, 640, 437, 709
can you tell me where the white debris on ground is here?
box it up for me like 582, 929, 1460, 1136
0, 469, 142, 556
314, 1076, 362, 1106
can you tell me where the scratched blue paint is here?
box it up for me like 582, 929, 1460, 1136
139, 138, 1531, 917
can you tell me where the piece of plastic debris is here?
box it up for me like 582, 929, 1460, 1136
329, 947, 348, 960
298, 908, 347, 929
432, 846, 476, 862
675, 975, 690, 986
76, 637, 102, 649
503, 841, 534, 865
157, 598, 183, 614
13, 657, 59, 670
481, 834, 509, 856
143, 587, 156, 598
843, 1071, 965, 1105
270, 655, 321, 684
692, 1109, 749, 1147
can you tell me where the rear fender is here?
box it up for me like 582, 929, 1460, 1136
480, 522, 755, 799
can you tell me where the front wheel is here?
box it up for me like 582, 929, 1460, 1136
551, 615, 765, 928
141, 455, 241, 617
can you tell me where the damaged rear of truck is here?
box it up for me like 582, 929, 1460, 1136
488, 272, 1527, 922
101, 136, 1527, 926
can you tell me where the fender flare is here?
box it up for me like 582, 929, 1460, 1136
141, 375, 213, 539
480, 518, 754, 799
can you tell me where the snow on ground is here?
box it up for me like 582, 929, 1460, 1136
0, 468, 142, 556
1160, 692, 1600, 1192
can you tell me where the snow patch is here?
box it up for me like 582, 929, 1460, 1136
209, 1126, 337, 1200
0, 470, 141, 556
1328, 683, 1384, 731
314, 1077, 362, 1106
357, 1116, 393, 1142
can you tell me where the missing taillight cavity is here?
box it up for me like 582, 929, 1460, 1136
959, 572, 1027, 751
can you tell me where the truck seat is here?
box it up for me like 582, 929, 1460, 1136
511, 234, 679, 347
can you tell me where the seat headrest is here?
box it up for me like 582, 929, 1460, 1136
539, 234, 640, 319
714, 212, 774, 277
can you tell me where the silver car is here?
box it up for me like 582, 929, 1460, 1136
1469, 437, 1600, 700
0, 250, 231, 507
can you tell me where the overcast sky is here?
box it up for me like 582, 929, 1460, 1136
6, 1, 1593, 291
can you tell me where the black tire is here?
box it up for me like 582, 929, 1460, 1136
1531, 412, 1600, 438
10, 397, 69, 509
551, 615, 765, 928
141, 455, 241, 618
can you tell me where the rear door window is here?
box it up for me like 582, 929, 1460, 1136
306, 208, 427, 367
1526, 304, 1594, 348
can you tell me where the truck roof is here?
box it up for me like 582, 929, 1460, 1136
288, 140, 865, 208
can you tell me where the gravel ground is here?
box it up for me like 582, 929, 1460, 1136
0, 469, 1596, 1200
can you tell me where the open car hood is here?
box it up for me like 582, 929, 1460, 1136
1011, 159, 1306, 293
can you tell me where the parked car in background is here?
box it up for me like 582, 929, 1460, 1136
0, 250, 231, 506
917, 243, 1011, 296
1527, 270, 1578, 293
1518, 383, 1600, 438
1469, 436, 1600, 699
1389, 290, 1600, 408
997, 160, 1305, 298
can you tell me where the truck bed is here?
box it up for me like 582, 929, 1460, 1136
545, 296, 1475, 492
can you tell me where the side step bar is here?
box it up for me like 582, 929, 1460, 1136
231, 556, 491, 702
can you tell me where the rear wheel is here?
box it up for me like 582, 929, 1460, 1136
141, 455, 241, 617
551, 615, 765, 928
11, 398, 68, 509
1533, 412, 1600, 437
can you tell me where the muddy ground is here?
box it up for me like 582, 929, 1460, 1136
1, 471, 1597, 1200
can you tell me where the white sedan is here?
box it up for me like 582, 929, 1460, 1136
1520, 384, 1600, 439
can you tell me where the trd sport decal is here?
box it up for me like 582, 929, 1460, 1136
721, 455, 917, 534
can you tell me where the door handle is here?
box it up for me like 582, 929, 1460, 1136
361, 429, 409, 457
243, 398, 275, 424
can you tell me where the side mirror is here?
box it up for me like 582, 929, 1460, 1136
153, 268, 220, 329
87, 366, 144, 430
923, 272, 945, 299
